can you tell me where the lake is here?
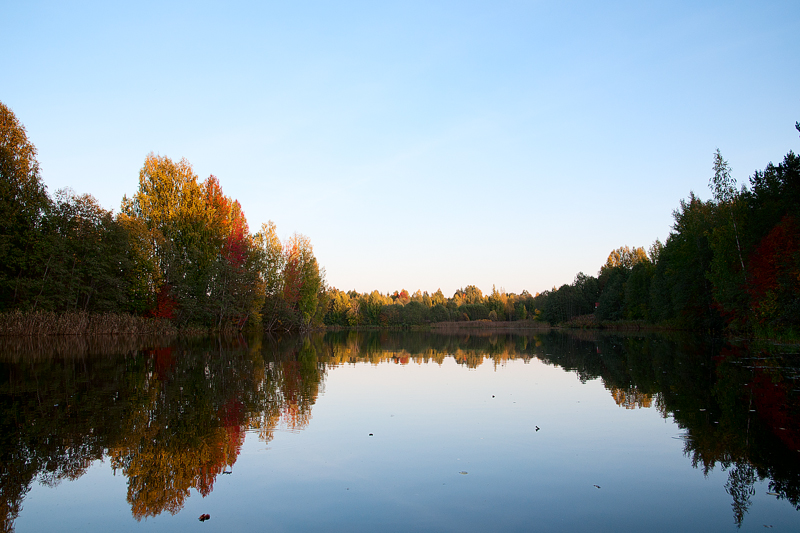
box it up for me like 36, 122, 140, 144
1, 330, 799, 532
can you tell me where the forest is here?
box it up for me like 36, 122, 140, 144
1, 100, 799, 337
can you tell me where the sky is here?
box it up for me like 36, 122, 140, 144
3, 1, 798, 297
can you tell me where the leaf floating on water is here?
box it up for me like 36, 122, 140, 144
199, 513, 211, 522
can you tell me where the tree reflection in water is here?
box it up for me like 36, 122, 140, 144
0, 331, 798, 530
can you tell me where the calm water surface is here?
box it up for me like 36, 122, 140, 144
1, 331, 799, 532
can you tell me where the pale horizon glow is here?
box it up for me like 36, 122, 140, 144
3, 1, 798, 297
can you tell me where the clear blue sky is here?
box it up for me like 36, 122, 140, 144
3, 1, 798, 296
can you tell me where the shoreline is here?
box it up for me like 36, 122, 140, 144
2, 310, 797, 345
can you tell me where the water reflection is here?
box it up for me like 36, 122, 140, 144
1, 331, 798, 530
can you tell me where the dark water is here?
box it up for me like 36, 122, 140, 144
1, 331, 799, 532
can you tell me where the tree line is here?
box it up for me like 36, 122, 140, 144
324, 128, 800, 337
2, 99, 798, 336
1, 101, 324, 332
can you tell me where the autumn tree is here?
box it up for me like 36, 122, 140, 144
359, 290, 389, 325
202, 180, 264, 329
0, 101, 50, 310
431, 289, 446, 306
262, 232, 325, 332
487, 285, 508, 320
121, 154, 208, 322
324, 288, 352, 326
600, 245, 649, 273
392, 289, 411, 305
121, 154, 267, 328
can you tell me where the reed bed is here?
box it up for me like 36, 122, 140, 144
0, 310, 178, 337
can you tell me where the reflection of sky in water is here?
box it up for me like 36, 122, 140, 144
16, 357, 799, 532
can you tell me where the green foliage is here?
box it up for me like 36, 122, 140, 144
401, 300, 428, 325
429, 303, 450, 323
705, 150, 750, 328
35, 189, 134, 313
460, 303, 490, 321
710, 148, 737, 204
652, 193, 721, 330
596, 269, 627, 321
624, 262, 654, 320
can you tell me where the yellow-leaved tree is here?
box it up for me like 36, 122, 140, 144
121, 153, 266, 328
